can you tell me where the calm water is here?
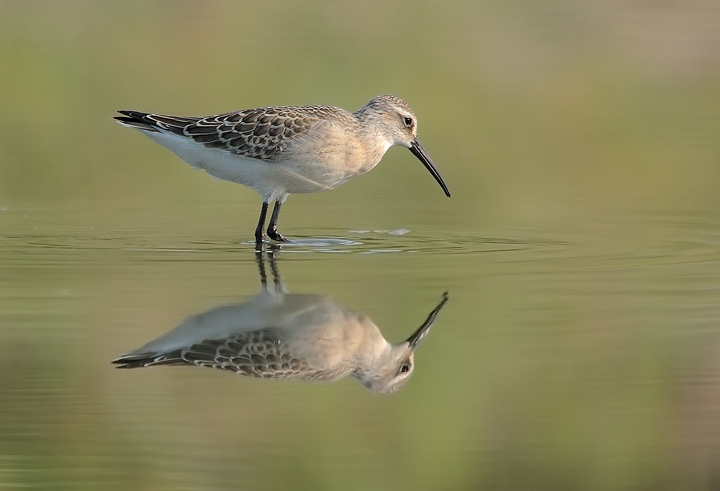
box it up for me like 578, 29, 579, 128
2, 1, 719, 489
1, 199, 719, 490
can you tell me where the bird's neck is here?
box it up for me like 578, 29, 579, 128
350, 117, 391, 170
352, 341, 395, 381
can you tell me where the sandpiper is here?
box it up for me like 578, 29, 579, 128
112, 253, 449, 394
114, 95, 450, 246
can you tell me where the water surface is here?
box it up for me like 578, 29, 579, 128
2, 198, 720, 490
2, 1, 720, 489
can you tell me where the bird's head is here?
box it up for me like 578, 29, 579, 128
356, 95, 451, 198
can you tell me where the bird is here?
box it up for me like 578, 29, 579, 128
114, 94, 450, 247
112, 253, 449, 394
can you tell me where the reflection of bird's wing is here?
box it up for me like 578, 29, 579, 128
124, 294, 337, 356
112, 328, 348, 381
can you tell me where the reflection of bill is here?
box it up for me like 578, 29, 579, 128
113, 254, 448, 395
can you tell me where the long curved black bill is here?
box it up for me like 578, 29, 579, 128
406, 292, 449, 350
409, 139, 451, 198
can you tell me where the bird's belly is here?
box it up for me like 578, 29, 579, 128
276, 122, 386, 194
200, 153, 351, 197
144, 131, 320, 196
145, 130, 378, 198
277, 157, 364, 194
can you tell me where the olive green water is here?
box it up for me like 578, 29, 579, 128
2, 1, 720, 490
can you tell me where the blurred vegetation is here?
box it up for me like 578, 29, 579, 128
0, 0, 718, 214
1, 1, 720, 490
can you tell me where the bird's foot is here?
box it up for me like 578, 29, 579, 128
267, 227, 289, 243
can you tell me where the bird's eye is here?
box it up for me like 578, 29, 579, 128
400, 363, 410, 373
403, 117, 414, 128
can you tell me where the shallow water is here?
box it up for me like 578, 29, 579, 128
2, 197, 720, 490
2, 1, 720, 488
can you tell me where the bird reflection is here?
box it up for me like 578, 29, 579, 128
113, 253, 448, 394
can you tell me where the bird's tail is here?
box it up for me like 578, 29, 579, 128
111, 351, 183, 369
114, 110, 161, 132
114, 110, 201, 134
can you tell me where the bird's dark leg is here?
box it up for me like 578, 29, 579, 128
255, 201, 269, 249
266, 201, 288, 242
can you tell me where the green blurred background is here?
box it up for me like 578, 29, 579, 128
2, 0, 718, 211
1, 1, 720, 490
